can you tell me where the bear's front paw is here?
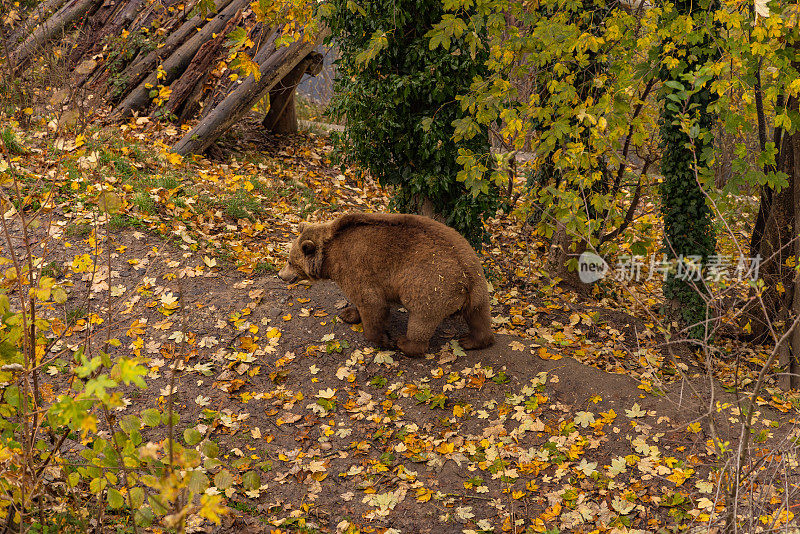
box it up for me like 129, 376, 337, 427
339, 306, 361, 324
458, 334, 494, 350
365, 331, 391, 348
397, 336, 428, 358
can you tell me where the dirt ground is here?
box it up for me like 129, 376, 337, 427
2, 124, 796, 533
17, 214, 790, 534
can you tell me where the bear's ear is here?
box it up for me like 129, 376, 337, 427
301, 240, 316, 256
298, 222, 307, 233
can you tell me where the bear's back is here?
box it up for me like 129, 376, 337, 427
325, 212, 483, 285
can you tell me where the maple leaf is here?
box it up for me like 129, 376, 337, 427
625, 403, 646, 418
509, 340, 525, 351
608, 456, 627, 477
576, 458, 598, 476
574, 411, 595, 427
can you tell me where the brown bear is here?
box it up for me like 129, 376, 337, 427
278, 212, 495, 357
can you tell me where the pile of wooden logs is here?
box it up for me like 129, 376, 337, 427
2, 0, 327, 154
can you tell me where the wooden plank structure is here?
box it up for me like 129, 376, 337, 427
3, 0, 328, 155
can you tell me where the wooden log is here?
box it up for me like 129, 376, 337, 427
10, 0, 104, 72
112, 0, 247, 118
262, 51, 323, 134
172, 27, 329, 156
90, 0, 147, 55
67, 0, 135, 71
5, 0, 69, 49
198, 23, 276, 119
114, 0, 235, 100
162, 10, 243, 121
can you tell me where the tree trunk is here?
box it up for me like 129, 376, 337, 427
113, 0, 236, 101
6, 0, 69, 49
261, 51, 323, 133
546, 221, 589, 294
162, 10, 243, 121
66, 0, 125, 66
112, 0, 247, 118
198, 23, 276, 119
10, 0, 103, 72
748, 94, 800, 388
789, 135, 800, 390
172, 28, 328, 155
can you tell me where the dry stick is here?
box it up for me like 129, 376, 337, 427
103, 210, 139, 534
166, 276, 188, 531
97, 206, 140, 533
9, 171, 43, 445
0, 147, 36, 532
687, 138, 800, 532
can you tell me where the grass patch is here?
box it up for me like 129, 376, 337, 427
108, 214, 146, 231
41, 261, 64, 279
132, 192, 156, 214
230, 501, 258, 514
283, 181, 317, 218
98, 149, 139, 180
224, 189, 263, 222
1, 127, 25, 155
66, 306, 87, 325
65, 223, 92, 237
154, 175, 181, 190
249, 177, 276, 198
254, 260, 276, 274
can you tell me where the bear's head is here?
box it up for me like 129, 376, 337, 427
278, 221, 332, 283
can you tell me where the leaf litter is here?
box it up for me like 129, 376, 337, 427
2, 115, 799, 532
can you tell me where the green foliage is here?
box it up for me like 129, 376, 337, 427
0, 195, 228, 529
1, 127, 25, 155
323, 0, 499, 246
429, 0, 658, 257
658, 1, 719, 338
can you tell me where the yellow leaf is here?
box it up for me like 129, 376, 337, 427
71, 254, 93, 273
435, 442, 455, 454
266, 327, 281, 339
166, 152, 183, 166
538, 347, 562, 360
199, 494, 225, 524
416, 488, 433, 502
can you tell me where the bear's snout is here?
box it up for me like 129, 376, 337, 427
278, 264, 300, 283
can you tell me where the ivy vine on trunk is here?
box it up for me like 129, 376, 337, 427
657, 0, 719, 339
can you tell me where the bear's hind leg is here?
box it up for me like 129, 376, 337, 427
398, 314, 437, 358
339, 306, 361, 324
459, 301, 495, 350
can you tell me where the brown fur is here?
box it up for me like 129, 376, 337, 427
278, 212, 495, 357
